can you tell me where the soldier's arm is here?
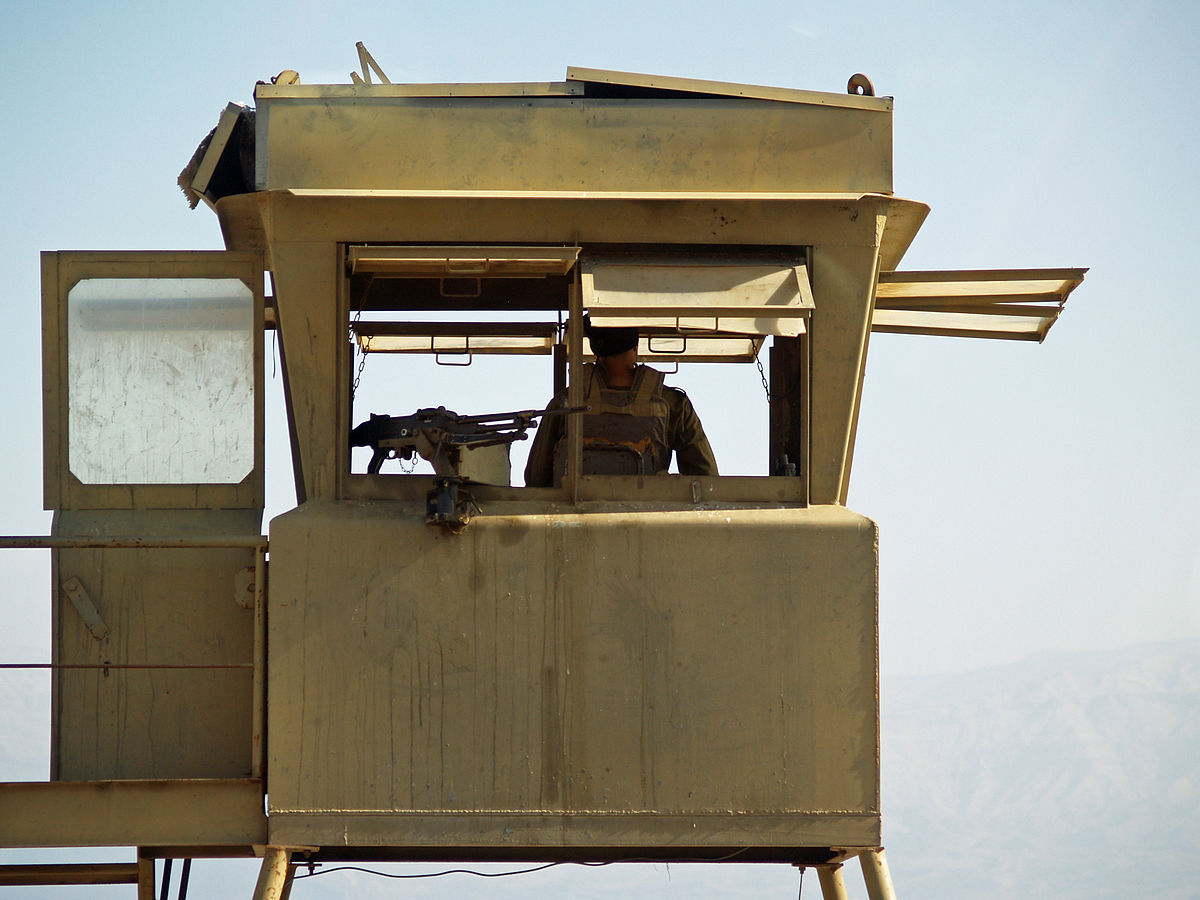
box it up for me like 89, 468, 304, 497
523, 392, 566, 487
666, 389, 718, 476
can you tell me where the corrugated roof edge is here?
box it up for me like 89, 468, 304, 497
565, 67, 893, 111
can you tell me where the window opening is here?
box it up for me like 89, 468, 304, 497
68, 277, 255, 485
344, 246, 808, 492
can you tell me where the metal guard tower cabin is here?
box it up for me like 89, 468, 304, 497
3, 56, 1084, 899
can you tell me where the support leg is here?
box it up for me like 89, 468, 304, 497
860, 848, 897, 900
817, 863, 850, 900
252, 847, 293, 900
136, 853, 155, 900
179, 859, 192, 900
278, 862, 297, 900
159, 858, 174, 900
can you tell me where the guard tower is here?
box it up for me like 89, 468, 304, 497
1, 54, 1085, 899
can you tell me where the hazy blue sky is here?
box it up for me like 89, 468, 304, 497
1, 0, 1196, 896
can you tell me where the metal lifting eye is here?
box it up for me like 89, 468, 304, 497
847, 73, 875, 96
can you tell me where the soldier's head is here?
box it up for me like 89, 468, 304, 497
583, 315, 638, 359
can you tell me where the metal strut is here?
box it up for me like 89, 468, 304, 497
251, 848, 295, 900
811, 849, 897, 900
859, 848, 898, 900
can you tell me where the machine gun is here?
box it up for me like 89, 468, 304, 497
351, 405, 582, 532
350, 406, 574, 476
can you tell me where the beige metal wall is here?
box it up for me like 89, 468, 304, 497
255, 93, 893, 195
52, 510, 259, 780
266, 500, 879, 851
0, 780, 267, 848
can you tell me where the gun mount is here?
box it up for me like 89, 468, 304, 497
350, 405, 582, 530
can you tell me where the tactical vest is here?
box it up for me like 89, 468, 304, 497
553, 364, 672, 484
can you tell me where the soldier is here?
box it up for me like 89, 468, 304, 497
524, 317, 718, 487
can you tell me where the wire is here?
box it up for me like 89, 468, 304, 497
292, 849, 752, 882
293, 862, 559, 881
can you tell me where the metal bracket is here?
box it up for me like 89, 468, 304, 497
426, 477, 479, 533
61, 577, 109, 641
847, 73, 875, 96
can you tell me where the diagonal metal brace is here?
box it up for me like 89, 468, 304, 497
61, 576, 109, 641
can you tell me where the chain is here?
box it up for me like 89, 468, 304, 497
352, 343, 369, 397
755, 354, 771, 403
349, 298, 368, 399
374, 450, 419, 474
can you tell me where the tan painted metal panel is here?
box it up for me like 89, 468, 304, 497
270, 812, 881, 852
359, 334, 553, 354
564, 67, 893, 111
255, 82, 584, 99
353, 328, 765, 361
255, 96, 892, 195
287, 189, 882, 200
270, 240, 342, 501
0, 863, 140, 886
341, 475, 809, 504
41, 252, 63, 511
581, 260, 813, 336
348, 245, 580, 277
877, 198, 930, 271
871, 309, 1050, 341
876, 267, 1085, 297
810, 225, 884, 505
234, 191, 918, 246
267, 501, 878, 850
52, 509, 260, 781
189, 102, 246, 208
634, 332, 765, 362
0, 779, 266, 847
218, 189, 927, 282
873, 268, 1087, 341
355, 323, 558, 356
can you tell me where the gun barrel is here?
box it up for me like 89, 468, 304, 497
451, 409, 545, 425
445, 405, 585, 426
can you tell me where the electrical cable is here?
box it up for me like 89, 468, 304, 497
292, 848, 751, 882
293, 862, 559, 881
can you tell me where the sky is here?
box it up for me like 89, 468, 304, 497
0, 0, 1196, 896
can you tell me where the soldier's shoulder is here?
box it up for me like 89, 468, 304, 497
661, 384, 694, 405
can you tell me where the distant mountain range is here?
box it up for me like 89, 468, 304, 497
881, 639, 1200, 899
